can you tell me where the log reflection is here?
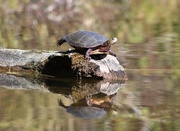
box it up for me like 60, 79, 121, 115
0, 74, 142, 119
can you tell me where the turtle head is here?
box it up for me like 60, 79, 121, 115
111, 37, 117, 45
103, 37, 117, 46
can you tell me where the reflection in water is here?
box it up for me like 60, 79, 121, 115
0, 73, 128, 119
0, 72, 180, 130
43, 77, 142, 118
58, 93, 117, 119
58, 97, 106, 119
45, 77, 126, 118
0, 73, 141, 119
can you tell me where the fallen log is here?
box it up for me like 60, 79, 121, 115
0, 49, 127, 79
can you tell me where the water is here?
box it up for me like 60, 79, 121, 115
1, 37, 180, 130
0, 64, 180, 131
1, 33, 180, 130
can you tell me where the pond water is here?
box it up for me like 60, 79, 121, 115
0, 42, 180, 131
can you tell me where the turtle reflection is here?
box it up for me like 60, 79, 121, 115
58, 93, 117, 119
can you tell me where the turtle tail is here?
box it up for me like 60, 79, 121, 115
57, 38, 66, 46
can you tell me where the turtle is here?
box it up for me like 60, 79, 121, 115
57, 30, 117, 59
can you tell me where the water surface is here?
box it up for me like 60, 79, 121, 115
0, 66, 180, 131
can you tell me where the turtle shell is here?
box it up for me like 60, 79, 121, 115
66, 106, 106, 118
64, 30, 107, 48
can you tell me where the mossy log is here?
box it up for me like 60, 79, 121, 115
0, 49, 127, 79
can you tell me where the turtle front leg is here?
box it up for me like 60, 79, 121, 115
85, 48, 92, 59
109, 50, 116, 57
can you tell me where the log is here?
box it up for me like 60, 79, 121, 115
0, 49, 127, 79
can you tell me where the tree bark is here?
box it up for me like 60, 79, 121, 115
0, 49, 127, 80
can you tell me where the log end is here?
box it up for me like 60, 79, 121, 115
71, 53, 127, 80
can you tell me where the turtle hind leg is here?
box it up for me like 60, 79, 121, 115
109, 50, 116, 57
57, 38, 66, 46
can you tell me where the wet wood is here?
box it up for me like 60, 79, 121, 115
0, 49, 127, 79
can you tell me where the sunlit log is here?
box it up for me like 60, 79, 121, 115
0, 49, 127, 79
